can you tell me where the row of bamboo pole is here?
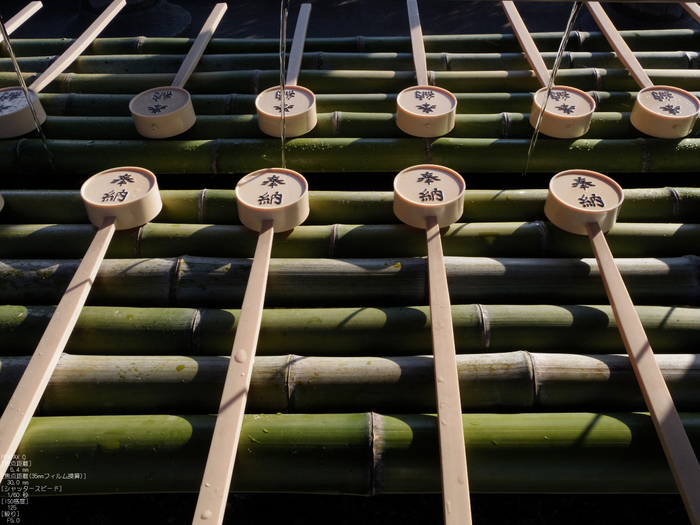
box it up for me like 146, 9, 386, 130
1, 304, 697, 356
1, 222, 699, 258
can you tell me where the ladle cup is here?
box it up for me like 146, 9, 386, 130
1, 1, 43, 43
394, 164, 472, 525
129, 3, 227, 139
0, 166, 162, 482
396, 0, 457, 138
502, 1, 595, 138
255, 3, 316, 138
192, 168, 309, 525
0, 0, 125, 139
588, 1, 700, 139
545, 169, 700, 525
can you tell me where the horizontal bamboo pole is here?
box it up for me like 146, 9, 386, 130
4, 69, 700, 95
1, 188, 696, 225
4, 51, 696, 75
0, 304, 696, 356
13, 412, 700, 495
33, 91, 679, 116
4, 30, 700, 55
31, 112, 641, 140
3, 138, 700, 176
0, 256, 697, 308
1, 353, 699, 415
0, 222, 698, 259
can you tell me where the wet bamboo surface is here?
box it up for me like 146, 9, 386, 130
2, 28, 700, 502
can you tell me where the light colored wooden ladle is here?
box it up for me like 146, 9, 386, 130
588, 1, 700, 138
0, 0, 125, 139
545, 169, 700, 525
0, 166, 162, 480
192, 168, 309, 525
502, 0, 595, 138
129, 3, 227, 139
255, 4, 316, 138
1, 1, 43, 43
394, 164, 471, 525
396, 0, 457, 138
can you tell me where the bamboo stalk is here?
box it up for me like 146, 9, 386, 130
4, 69, 700, 96
2, 352, 700, 415
11, 412, 700, 495
1, 189, 697, 225
34, 92, 669, 117
0, 256, 697, 308
0, 222, 699, 259
4, 30, 700, 56
6, 50, 695, 75
4, 138, 700, 176
0, 304, 697, 356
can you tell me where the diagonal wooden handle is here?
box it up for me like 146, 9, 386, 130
30, 0, 125, 94
426, 215, 472, 525
683, 3, 700, 24
2, 1, 42, 40
192, 219, 274, 525
501, 1, 551, 87
0, 216, 116, 478
172, 3, 227, 89
407, 0, 429, 86
587, 221, 700, 525
286, 3, 312, 87
586, 2, 654, 90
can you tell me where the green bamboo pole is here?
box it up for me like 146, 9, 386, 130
34, 92, 668, 117
11, 412, 700, 495
1, 352, 700, 415
31, 112, 640, 140
0, 256, 697, 308
0, 304, 697, 356
4, 51, 696, 75
4, 69, 700, 95
0, 222, 698, 259
4, 30, 700, 55
5, 138, 700, 176
2, 189, 697, 225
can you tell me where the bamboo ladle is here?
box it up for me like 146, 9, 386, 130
545, 169, 700, 525
1, 1, 43, 43
0, 0, 125, 139
588, 1, 700, 138
396, 0, 457, 138
192, 168, 309, 525
255, 3, 316, 138
501, 0, 595, 138
129, 3, 227, 139
394, 164, 471, 525
0, 166, 162, 480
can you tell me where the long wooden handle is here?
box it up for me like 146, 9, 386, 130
586, 1, 654, 90
192, 219, 274, 525
30, 0, 125, 93
2, 1, 42, 40
172, 3, 227, 89
683, 3, 700, 24
501, 1, 551, 87
426, 215, 472, 525
587, 221, 700, 525
407, 0, 429, 86
286, 3, 311, 87
0, 216, 116, 477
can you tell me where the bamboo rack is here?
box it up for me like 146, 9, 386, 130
1, 20, 700, 523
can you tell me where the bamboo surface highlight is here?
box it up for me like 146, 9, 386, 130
2, 27, 700, 516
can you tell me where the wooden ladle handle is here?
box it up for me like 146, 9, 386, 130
587, 221, 700, 525
586, 2, 654, 90
286, 3, 312, 87
501, 1, 551, 87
